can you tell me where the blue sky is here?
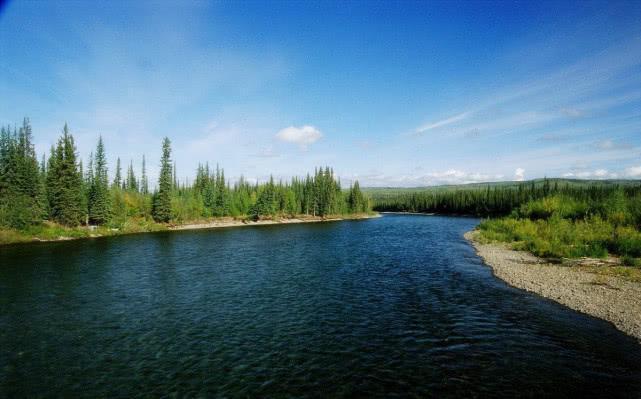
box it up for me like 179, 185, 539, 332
1, 0, 640, 186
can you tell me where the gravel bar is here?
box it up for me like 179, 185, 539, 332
465, 230, 641, 342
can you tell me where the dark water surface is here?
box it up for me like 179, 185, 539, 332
1, 215, 640, 398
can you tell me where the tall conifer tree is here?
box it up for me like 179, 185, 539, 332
141, 154, 149, 194
152, 137, 173, 222
113, 157, 122, 189
126, 160, 138, 192
47, 124, 84, 226
88, 137, 111, 224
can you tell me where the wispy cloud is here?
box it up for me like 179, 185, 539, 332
412, 37, 641, 142
415, 112, 470, 135
559, 108, 583, 118
2, 2, 290, 182
464, 112, 557, 137
252, 146, 280, 158
593, 139, 630, 151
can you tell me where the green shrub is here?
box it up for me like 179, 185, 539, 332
517, 196, 558, 220
480, 195, 640, 260
610, 227, 641, 257
516, 195, 589, 221
622, 255, 639, 267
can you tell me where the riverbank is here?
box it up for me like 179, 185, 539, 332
169, 214, 380, 231
465, 230, 641, 342
0, 213, 379, 246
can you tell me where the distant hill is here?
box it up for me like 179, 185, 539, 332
363, 178, 641, 198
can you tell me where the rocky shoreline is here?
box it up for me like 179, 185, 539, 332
465, 230, 641, 342
169, 213, 380, 231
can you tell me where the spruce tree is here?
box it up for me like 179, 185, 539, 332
251, 176, 277, 219
79, 159, 88, 224
0, 126, 18, 226
126, 160, 138, 192
84, 153, 94, 223
152, 137, 173, 222
16, 118, 42, 213
173, 162, 177, 190
348, 180, 366, 213
0, 128, 10, 204
0, 119, 46, 227
141, 155, 149, 194
212, 165, 229, 216
38, 153, 48, 218
47, 124, 84, 226
113, 157, 122, 189
85, 152, 94, 190
88, 136, 111, 224
45, 145, 57, 218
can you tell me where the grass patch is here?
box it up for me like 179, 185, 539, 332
0, 213, 373, 246
0, 218, 168, 245
622, 255, 640, 267
0, 228, 32, 245
584, 265, 641, 284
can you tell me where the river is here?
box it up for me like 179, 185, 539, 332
1, 214, 640, 397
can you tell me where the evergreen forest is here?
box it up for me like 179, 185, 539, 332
0, 119, 370, 242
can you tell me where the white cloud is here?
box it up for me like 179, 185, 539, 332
562, 169, 619, 179
625, 166, 641, 177
347, 169, 506, 187
515, 168, 525, 181
276, 125, 322, 149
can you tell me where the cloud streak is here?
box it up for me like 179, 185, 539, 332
415, 112, 470, 135
412, 37, 641, 142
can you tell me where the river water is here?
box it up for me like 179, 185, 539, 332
1, 214, 640, 397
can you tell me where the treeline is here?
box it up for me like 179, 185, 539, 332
0, 118, 370, 230
372, 179, 641, 217
373, 177, 641, 261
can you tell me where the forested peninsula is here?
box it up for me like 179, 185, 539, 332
371, 180, 641, 274
0, 118, 372, 245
